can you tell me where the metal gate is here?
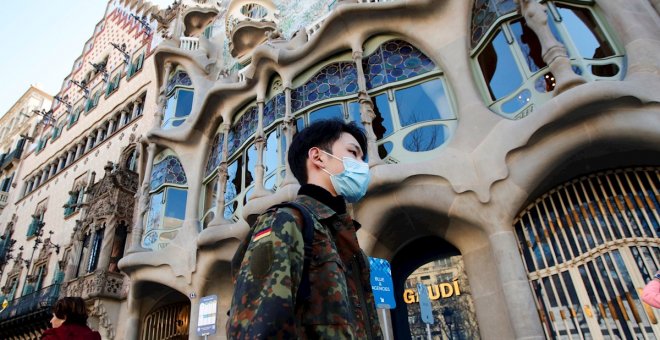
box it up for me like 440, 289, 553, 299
514, 167, 660, 339
142, 301, 190, 340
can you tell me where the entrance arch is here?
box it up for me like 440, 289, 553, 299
391, 236, 481, 339
136, 282, 191, 340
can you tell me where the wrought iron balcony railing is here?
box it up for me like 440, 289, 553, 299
0, 283, 60, 323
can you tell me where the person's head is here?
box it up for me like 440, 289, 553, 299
288, 119, 369, 199
51, 297, 88, 328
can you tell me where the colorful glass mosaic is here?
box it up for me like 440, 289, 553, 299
150, 155, 188, 190
363, 40, 436, 90
228, 106, 258, 156
291, 62, 358, 113
166, 70, 193, 94
470, 0, 517, 48
205, 133, 224, 177
263, 93, 286, 127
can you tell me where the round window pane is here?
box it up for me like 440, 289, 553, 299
402, 125, 448, 152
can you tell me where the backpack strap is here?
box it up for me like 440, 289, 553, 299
271, 202, 315, 306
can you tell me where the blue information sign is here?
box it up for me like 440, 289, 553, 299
417, 283, 434, 324
369, 257, 396, 309
196, 295, 218, 336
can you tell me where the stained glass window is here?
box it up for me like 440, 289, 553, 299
470, 0, 517, 48
263, 93, 285, 127
166, 70, 192, 94
205, 133, 224, 177
363, 40, 436, 90
150, 155, 188, 191
228, 106, 258, 156
291, 62, 358, 112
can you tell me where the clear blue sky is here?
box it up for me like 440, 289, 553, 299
0, 0, 173, 117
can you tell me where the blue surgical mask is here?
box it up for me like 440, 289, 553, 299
321, 151, 370, 203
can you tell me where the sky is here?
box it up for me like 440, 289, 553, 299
0, 0, 174, 117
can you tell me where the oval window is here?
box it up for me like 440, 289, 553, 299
402, 125, 448, 152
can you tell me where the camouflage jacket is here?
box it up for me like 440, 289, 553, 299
227, 194, 383, 339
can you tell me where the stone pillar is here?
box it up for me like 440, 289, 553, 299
490, 229, 545, 339
119, 110, 129, 127
41, 168, 49, 184
86, 135, 95, 152
516, 0, 585, 95
95, 129, 104, 145
280, 84, 298, 187
97, 223, 116, 272
251, 100, 269, 198
155, 62, 173, 127
209, 123, 231, 227
127, 142, 156, 253
132, 99, 143, 118
124, 280, 141, 340
352, 48, 383, 165
108, 119, 116, 135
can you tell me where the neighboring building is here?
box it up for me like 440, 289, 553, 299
0, 86, 52, 217
2, 0, 660, 339
0, 0, 160, 337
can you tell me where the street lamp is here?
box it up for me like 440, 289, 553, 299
70, 79, 90, 99
53, 95, 72, 111
111, 42, 131, 66
130, 13, 152, 37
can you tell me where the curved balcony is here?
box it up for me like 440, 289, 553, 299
225, 0, 278, 60
181, 0, 221, 37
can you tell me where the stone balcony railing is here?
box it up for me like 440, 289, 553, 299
64, 270, 126, 300
180, 37, 200, 51
0, 191, 8, 209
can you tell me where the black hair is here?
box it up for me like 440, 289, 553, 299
288, 119, 367, 184
52, 296, 88, 325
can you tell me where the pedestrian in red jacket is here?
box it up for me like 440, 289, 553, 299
41, 297, 101, 340
642, 270, 660, 309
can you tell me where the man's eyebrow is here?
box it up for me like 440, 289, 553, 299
348, 142, 363, 153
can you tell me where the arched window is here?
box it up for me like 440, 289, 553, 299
162, 68, 194, 129
143, 151, 188, 250
291, 38, 456, 163
471, 0, 623, 119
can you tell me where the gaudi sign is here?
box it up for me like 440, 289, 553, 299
403, 281, 461, 304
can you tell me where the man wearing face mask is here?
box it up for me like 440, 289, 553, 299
227, 119, 383, 339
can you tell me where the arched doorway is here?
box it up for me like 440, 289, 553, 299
391, 237, 481, 339
138, 283, 191, 340
514, 167, 660, 338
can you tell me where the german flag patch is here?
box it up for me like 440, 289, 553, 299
253, 227, 272, 242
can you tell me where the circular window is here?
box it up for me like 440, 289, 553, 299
402, 125, 448, 152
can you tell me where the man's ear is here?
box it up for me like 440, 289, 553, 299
308, 147, 325, 169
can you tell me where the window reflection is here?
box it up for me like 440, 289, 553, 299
245, 144, 257, 190
556, 4, 615, 60
396, 79, 452, 126
164, 188, 187, 226
163, 89, 194, 129
510, 19, 546, 72
309, 104, 343, 123
264, 131, 279, 186
402, 125, 447, 152
478, 30, 524, 101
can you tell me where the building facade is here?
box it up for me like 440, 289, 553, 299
0, 0, 161, 338
2, 0, 660, 339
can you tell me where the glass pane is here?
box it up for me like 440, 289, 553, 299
309, 104, 343, 124
396, 79, 452, 127
501, 89, 532, 114
245, 144, 257, 189
402, 125, 448, 152
163, 94, 178, 128
556, 4, 615, 59
164, 188, 187, 222
145, 191, 164, 234
204, 176, 218, 213
378, 141, 393, 159
348, 94, 394, 139
478, 30, 524, 101
175, 89, 194, 118
264, 131, 279, 176
225, 159, 243, 203
510, 19, 546, 72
